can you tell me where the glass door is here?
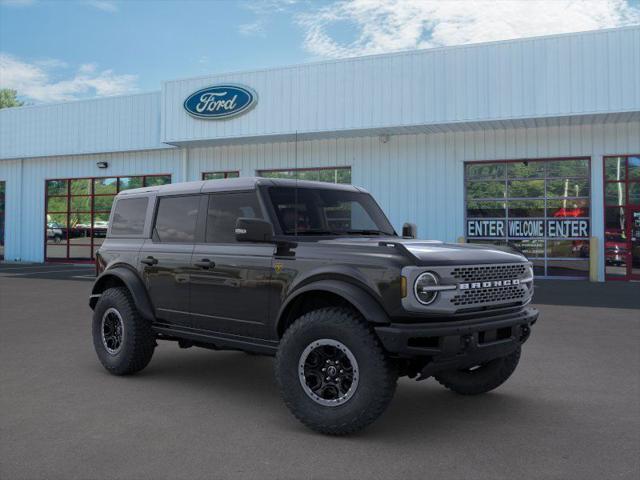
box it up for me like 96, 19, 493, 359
631, 207, 640, 280
604, 155, 640, 281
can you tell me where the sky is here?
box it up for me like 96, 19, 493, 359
1, 0, 639, 104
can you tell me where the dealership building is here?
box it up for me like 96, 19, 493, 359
1, 26, 639, 281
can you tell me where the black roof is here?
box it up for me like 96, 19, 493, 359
118, 176, 364, 197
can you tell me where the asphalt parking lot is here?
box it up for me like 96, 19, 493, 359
1, 263, 639, 480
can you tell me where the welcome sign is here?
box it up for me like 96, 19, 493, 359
184, 84, 257, 119
467, 219, 590, 239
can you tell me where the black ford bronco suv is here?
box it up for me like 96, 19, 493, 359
90, 177, 538, 435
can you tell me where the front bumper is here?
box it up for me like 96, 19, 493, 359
375, 307, 538, 377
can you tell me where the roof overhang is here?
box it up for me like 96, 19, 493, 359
163, 111, 640, 149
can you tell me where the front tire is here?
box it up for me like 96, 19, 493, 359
92, 287, 155, 375
275, 307, 397, 435
434, 347, 521, 395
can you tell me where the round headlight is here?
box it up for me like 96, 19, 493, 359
414, 272, 440, 305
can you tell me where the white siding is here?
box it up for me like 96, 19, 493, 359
163, 27, 640, 144
0, 92, 168, 160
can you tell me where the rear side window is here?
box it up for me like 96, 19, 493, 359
154, 195, 200, 243
206, 192, 262, 243
110, 197, 148, 236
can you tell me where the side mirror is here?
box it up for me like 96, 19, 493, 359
235, 218, 274, 243
402, 222, 417, 239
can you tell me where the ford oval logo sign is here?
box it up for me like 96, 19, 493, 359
183, 84, 257, 119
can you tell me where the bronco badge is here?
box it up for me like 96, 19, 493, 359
459, 279, 520, 290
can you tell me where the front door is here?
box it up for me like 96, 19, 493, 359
189, 191, 274, 339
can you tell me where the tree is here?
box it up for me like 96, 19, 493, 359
0, 89, 24, 109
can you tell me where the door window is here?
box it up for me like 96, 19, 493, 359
205, 192, 263, 243
110, 198, 148, 236
153, 195, 200, 243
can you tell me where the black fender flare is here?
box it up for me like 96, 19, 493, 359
276, 279, 390, 336
89, 267, 155, 321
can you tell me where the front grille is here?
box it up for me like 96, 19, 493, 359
451, 264, 527, 282
451, 284, 526, 307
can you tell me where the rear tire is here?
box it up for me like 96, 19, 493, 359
434, 347, 521, 395
275, 307, 397, 435
92, 287, 155, 375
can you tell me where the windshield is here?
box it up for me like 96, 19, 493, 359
268, 186, 395, 236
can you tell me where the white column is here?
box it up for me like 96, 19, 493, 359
591, 153, 604, 282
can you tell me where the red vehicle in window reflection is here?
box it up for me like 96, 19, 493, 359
553, 207, 587, 218
568, 232, 626, 264
604, 232, 627, 266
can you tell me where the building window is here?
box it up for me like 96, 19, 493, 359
45, 174, 171, 261
603, 155, 640, 280
464, 158, 591, 278
202, 171, 240, 180
258, 167, 351, 184
0, 181, 5, 260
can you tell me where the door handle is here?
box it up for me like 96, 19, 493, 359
194, 259, 215, 269
141, 256, 158, 266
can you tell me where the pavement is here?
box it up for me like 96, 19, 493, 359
0, 263, 639, 480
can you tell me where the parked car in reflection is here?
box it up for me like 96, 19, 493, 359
567, 234, 627, 265
46, 222, 64, 243
604, 234, 627, 266
68, 220, 109, 239
93, 220, 109, 238
570, 240, 589, 258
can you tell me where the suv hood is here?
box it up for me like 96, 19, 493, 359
319, 237, 527, 266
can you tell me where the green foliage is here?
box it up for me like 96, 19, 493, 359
0, 89, 24, 109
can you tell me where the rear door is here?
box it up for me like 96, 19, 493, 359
139, 194, 201, 326
190, 191, 275, 338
